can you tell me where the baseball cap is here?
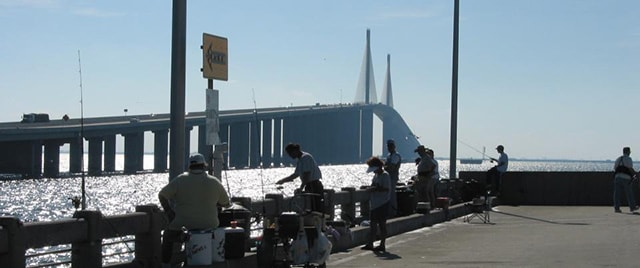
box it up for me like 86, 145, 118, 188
189, 153, 206, 165
414, 145, 427, 152
387, 139, 395, 145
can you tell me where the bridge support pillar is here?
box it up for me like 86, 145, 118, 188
249, 121, 260, 168
43, 141, 61, 178
360, 109, 373, 162
103, 135, 116, 173
261, 119, 273, 167
229, 123, 249, 168
197, 125, 213, 169
72, 210, 102, 268
29, 141, 43, 179
124, 132, 144, 174
69, 137, 83, 173
153, 130, 168, 173
273, 119, 282, 166
87, 138, 103, 176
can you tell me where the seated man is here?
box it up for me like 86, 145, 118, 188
158, 153, 231, 264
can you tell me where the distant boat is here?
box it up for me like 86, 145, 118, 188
459, 146, 486, 164
460, 158, 483, 164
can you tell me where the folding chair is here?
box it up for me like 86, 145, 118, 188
464, 197, 491, 223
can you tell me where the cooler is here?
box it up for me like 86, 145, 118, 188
396, 186, 416, 216
185, 229, 210, 265
225, 225, 246, 259
211, 228, 226, 262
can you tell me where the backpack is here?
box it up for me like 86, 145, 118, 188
615, 158, 634, 176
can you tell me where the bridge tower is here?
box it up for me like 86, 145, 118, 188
354, 29, 377, 104
381, 54, 393, 108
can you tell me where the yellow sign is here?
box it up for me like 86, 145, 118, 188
202, 33, 228, 81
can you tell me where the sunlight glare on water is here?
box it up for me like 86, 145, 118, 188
0, 154, 621, 266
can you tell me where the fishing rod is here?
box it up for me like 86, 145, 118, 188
78, 50, 87, 210
457, 139, 487, 158
251, 88, 270, 226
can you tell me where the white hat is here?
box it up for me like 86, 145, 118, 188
189, 153, 206, 165
366, 165, 378, 173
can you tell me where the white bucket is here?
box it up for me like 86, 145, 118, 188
186, 229, 213, 265
211, 227, 226, 262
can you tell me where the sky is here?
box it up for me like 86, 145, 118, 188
1, 0, 639, 161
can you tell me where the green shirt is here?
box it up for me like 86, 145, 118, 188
159, 171, 230, 230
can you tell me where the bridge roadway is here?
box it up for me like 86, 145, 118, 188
0, 103, 420, 177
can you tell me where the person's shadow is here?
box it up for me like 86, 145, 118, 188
373, 250, 401, 260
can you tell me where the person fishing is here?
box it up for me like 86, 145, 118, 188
361, 156, 391, 252
276, 143, 324, 212
158, 153, 231, 264
487, 145, 508, 196
384, 139, 401, 217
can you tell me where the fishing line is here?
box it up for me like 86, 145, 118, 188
457, 139, 487, 157
73, 183, 135, 253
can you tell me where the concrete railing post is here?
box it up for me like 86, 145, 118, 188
359, 192, 371, 221
72, 210, 102, 268
0, 217, 26, 268
340, 187, 356, 223
133, 205, 164, 267
323, 189, 336, 219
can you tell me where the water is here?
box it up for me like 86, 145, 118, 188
0, 154, 619, 222
0, 154, 620, 266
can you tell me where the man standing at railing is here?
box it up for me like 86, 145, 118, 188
276, 143, 324, 212
413, 145, 436, 209
613, 147, 638, 213
385, 139, 401, 217
158, 153, 231, 264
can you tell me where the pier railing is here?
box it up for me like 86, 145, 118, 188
0, 187, 375, 268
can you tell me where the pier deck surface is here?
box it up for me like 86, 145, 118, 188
327, 206, 638, 267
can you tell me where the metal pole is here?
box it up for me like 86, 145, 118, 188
169, 0, 187, 181
449, 0, 460, 179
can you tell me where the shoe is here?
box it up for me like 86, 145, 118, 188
615, 209, 622, 213
361, 245, 374, 250
373, 245, 386, 252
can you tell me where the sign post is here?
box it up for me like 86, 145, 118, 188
202, 33, 228, 178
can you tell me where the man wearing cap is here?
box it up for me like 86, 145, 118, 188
361, 156, 391, 252
414, 145, 436, 208
276, 143, 324, 212
384, 139, 401, 217
158, 153, 231, 264
488, 145, 509, 195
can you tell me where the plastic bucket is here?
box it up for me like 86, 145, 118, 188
186, 229, 213, 265
211, 227, 226, 262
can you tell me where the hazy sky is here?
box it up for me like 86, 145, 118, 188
1, 1, 638, 161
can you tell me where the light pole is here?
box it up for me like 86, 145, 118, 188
449, 0, 460, 179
